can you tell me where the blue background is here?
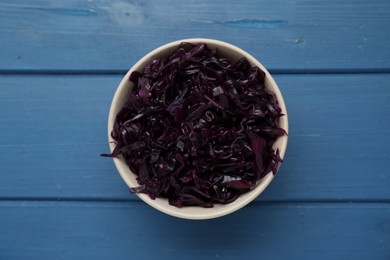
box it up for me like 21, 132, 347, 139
0, 0, 389, 259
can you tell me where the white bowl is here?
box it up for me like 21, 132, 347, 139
107, 38, 288, 220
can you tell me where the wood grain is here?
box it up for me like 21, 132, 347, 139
0, 74, 389, 201
0, 201, 389, 259
1, 1, 388, 258
0, 0, 389, 71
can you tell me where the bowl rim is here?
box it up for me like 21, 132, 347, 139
107, 38, 289, 220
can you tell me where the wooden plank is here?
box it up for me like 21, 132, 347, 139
0, 201, 389, 259
0, 0, 389, 71
0, 74, 389, 200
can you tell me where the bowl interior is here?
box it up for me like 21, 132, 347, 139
108, 38, 288, 220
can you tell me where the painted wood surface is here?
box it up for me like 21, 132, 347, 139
0, 74, 389, 201
0, 0, 389, 71
0, 201, 389, 260
1, 1, 390, 259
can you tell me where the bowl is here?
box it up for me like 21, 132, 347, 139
107, 38, 288, 220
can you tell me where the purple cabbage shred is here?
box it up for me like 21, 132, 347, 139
102, 43, 286, 208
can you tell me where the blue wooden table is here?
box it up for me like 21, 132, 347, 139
0, 1, 389, 259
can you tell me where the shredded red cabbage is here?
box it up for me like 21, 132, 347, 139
102, 42, 286, 208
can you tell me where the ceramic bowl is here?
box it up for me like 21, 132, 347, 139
107, 38, 288, 220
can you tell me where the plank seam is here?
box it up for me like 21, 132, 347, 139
1, 69, 390, 76
1, 197, 389, 204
